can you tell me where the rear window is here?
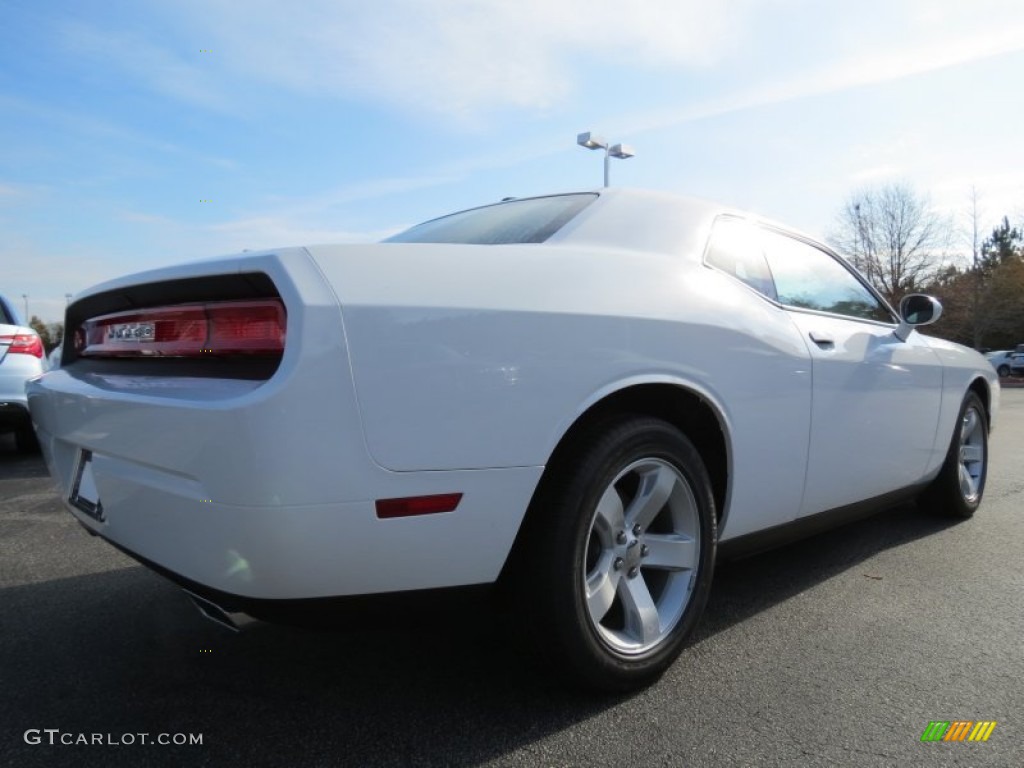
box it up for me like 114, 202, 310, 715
384, 193, 597, 245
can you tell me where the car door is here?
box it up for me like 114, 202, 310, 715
758, 227, 944, 517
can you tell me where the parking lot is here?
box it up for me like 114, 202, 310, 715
2, 391, 1022, 768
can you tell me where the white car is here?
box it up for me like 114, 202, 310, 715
1, 293, 46, 452
985, 349, 1023, 377
26, 188, 997, 690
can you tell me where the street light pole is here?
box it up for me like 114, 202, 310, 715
22, 294, 28, 322
577, 131, 635, 187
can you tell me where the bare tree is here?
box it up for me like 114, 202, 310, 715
965, 186, 983, 348
830, 182, 950, 306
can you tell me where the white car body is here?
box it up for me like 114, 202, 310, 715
27, 188, 997, 631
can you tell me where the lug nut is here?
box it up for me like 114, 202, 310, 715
641, 545, 649, 557
613, 557, 624, 571
628, 566, 639, 579
632, 524, 642, 536
616, 531, 627, 545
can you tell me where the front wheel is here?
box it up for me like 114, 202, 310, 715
996, 364, 1010, 378
921, 391, 988, 518
513, 416, 717, 692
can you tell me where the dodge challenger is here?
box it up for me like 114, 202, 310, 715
26, 188, 997, 690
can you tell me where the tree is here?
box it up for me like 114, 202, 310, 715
27, 316, 62, 354
980, 216, 1022, 270
830, 183, 950, 306
927, 228, 1024, 350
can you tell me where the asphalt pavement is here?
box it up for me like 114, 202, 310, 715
1, 391, 1022, 767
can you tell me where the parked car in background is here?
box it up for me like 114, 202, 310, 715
26, 188, 999, 691
985, 349, 1024, 377
0, 294, 46, 452
986, 350, 1013, 377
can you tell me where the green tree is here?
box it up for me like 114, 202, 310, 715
928, 242, 1024, 350
980, 216, 1022, 270
27, 315, 57, 353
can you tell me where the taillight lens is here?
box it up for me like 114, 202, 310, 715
75, 299, 286, 358
1, 333, 44, 358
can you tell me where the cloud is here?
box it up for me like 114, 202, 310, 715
49, 1, 1024, 130
611, 21, 1024, 137
0, 181, 46, 203
197, 173, 464, 249
204, 217, 382, 251
60, 21, 231, 113
849, 166, 903, 184
0, 92, 237, 170
166, 0, 756, 119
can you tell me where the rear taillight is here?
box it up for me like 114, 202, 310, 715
1, 334, 44, 358
75, 299, 286, 358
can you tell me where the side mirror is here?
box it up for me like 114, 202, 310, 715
894, 294, 943, 342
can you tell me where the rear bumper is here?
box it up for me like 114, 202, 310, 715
25, 250, 540, 600
0, 351, 42, 428
32, 413, 538, 599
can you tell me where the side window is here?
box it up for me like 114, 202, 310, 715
704, 216, 778, 301
760, 229, 893, 323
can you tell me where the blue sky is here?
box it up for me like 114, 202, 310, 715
3, 0, 1024, 323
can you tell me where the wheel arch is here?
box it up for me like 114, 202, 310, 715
499, 380, 732, 582
968, 376, 992, 426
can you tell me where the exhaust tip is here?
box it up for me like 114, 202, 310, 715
184, 590, 258, 632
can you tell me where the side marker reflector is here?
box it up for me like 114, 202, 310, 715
375, 493, 463, 519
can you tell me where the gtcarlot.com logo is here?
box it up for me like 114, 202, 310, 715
24, 729, 203, 746
921, 721, 997, 742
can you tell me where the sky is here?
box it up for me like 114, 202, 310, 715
3, 0, 1024, 323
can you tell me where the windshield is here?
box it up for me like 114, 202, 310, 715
384, 193, 597, 245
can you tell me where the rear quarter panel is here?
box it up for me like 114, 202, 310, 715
309, 238, 815, 540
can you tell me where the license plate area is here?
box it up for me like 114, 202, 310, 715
70, 450, 105, 522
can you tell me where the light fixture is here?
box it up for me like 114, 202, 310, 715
576, 131, 635, 187
576, 131, 608, 151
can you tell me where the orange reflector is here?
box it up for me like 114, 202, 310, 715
375, 493, 463, 519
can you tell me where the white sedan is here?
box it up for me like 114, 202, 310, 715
26, 188, 997, 691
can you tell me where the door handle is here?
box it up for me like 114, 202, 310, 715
809, 330, 834, 347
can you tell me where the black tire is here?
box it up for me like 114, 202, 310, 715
996, 364, 1009, 378
15, 426, 40, 454
511, 415, 716, 692
920, 391, 987, 518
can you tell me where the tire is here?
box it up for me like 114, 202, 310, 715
512, 415, 717, 692
921, 391, 987, 518
996, 364, 1009, 377
15, 426, 40, 454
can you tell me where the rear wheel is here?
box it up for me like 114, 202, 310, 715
513, 416, 716, 692
921, 391, 987, 518
996, 364, 1010, 377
